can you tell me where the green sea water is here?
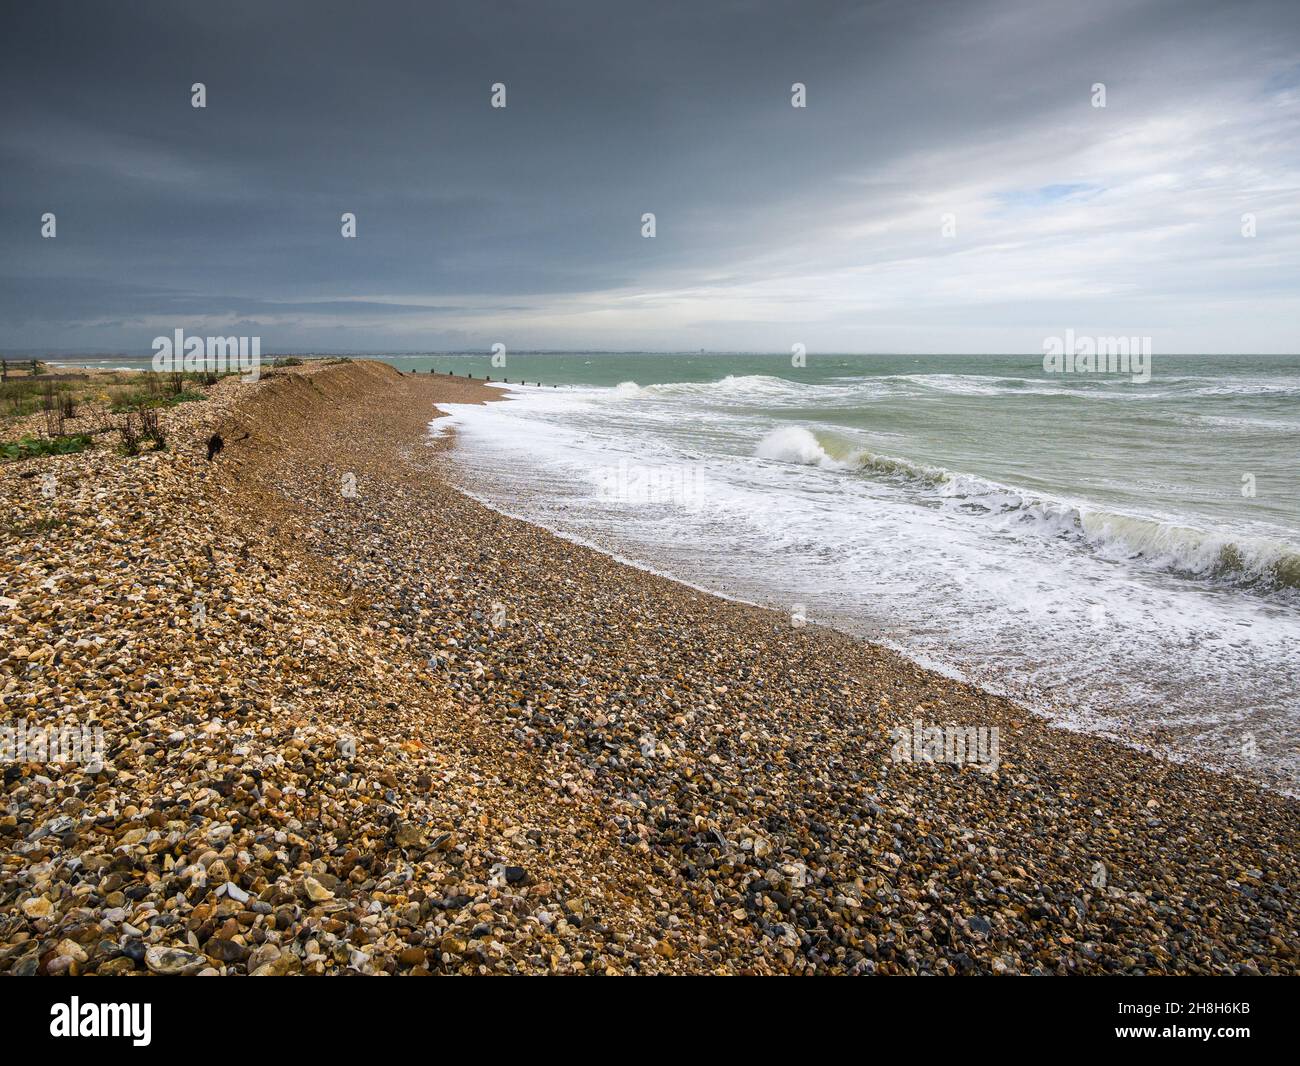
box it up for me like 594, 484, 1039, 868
399, 351, 1300, 539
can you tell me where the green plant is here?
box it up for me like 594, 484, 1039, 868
0, 434, 93, 461
41, 383, 65, 438
109, 389, 204, 413
1, 378, 77, 418
138, 407, 165, 448
118, 413, 141, 456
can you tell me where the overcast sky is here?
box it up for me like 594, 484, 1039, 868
2, 0, 1298, 354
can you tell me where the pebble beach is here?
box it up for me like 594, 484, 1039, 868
2, 359, 1296, 975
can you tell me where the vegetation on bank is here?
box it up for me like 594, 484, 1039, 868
0, 433, 94, 462
0, 369, 213, 462
1, 377, 79, 418
116, 407, 167, 456
109, 387, 205, 412
0, 357, 341, 464
1, 367, 230, 419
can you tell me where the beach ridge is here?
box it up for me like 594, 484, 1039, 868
1, 359, 1295, 975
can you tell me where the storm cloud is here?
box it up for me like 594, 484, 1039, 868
2, 0, 1298, 353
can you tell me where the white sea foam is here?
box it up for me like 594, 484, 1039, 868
747, 425, 1300, 592
755, 426, 836, 466
431, 373, 1300, 789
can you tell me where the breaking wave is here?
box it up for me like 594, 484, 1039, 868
755, 426, 1300, 592
611, 374, 880, 406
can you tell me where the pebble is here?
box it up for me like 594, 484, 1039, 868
145, 946, 207, 976
303, 877, 334, 902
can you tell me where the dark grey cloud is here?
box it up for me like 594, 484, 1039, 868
2, 0, 1298, 353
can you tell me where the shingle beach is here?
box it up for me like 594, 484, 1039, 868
2, 360, 1296, 975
